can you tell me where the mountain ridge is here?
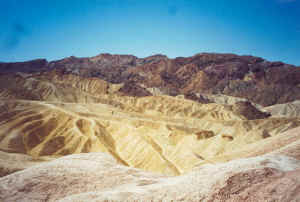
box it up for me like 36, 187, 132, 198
1, 52, 300, 106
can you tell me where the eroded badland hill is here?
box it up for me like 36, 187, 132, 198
1, 53, 300, 201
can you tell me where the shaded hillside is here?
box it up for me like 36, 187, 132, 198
1, 53, 300, 106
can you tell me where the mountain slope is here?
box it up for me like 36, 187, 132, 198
0, 53, 300, 176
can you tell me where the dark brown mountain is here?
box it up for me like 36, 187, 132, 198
1, 53, 300, 106
0, 59, 48, 73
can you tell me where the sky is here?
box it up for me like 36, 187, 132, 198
0, 0, 300, 65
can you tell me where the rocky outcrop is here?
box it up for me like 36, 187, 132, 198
231, 101, 271, 120
118, 81, 152, 97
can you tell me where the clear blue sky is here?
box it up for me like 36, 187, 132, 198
0, 0, 299, 65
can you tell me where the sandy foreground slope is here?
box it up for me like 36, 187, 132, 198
1, 151, 300, 201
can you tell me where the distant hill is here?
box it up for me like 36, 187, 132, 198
1, 53, 300, 106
